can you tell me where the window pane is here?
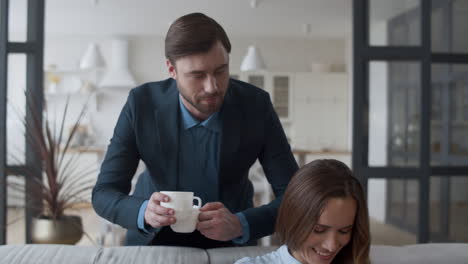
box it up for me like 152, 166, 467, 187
6, 176, 26, 244
405, 180, 419, 230
430, 176, 442, 235
369, 0, 420, 46
431, 0, 447, 52
7, 54, 27, 166
430, 176, 468, 242
368, 61, 421, 167
388, 179, 404, 220
432, 0, 468, 53
273, 76, 289, 118
9, 0, 28, 42
248, 75, 264, 89
388, 179, 419, 237
431, 64, 468, 166
368, 179, 417, 245
452, 0, 468, 53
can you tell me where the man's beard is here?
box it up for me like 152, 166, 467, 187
179, 89, 223, 116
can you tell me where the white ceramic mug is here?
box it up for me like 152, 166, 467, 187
170, 206, 200, 233
160, 191, 202, 211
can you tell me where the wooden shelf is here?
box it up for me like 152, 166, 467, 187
66, 145, 106, 154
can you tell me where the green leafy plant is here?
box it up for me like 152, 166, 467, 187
8, 94, 97, 220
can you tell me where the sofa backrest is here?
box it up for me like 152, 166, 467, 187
97, 246, 208, 264
0, 244, 99, 264
0, 245, 209, 264
369, 243, 468, 264
207, 244, 468, 264
1, 243, 467, 264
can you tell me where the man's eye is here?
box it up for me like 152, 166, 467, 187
215, 69, 226, 75
192, 74, 204, 79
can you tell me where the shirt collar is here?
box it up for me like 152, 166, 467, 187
179, 95, 221, 133
279, 245, 302, 264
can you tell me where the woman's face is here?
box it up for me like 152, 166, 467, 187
292, 197, 357, 264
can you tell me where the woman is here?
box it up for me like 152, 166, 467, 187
235, 159, 371, 264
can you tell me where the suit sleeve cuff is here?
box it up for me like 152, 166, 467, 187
232, 212, 250, 244
137, 200, 157, 233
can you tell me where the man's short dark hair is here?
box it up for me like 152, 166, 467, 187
165, 12, 231, 64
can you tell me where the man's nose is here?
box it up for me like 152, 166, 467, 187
203, 75, 218, 94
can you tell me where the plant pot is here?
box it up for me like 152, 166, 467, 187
31, 215, 83, 244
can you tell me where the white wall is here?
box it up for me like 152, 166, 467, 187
38, 34, 347, 147
293, 72, 349, 152
230, 37, 346, 73
43, 34, 346, 82
129, 35, 346, 84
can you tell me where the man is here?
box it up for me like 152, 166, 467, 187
92, 13, 298, 248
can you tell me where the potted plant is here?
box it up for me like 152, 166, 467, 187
9, 94, 97, 244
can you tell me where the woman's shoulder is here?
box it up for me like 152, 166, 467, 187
234, 250, 281, 264
234, 245, 299, 264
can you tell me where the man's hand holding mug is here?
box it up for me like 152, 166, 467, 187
145, 191, 202, 233
197, 202, 243, 241
144, 192, 176, 228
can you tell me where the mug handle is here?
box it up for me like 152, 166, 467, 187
193, 196, 202, 208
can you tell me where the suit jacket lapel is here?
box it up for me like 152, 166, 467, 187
219, 85, 242, 184
154, 80, 179, 190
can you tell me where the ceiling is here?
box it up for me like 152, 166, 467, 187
11, 0, 352, 38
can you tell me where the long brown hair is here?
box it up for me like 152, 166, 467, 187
165, 12, 231, 65
276, 159, 371, 264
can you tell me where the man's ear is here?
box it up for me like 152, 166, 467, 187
166, 59, 177, 79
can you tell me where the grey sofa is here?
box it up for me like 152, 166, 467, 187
1, 244, 468, 264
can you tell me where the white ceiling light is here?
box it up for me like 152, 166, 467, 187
240, 45, 266, 72
241, 1, 266, 72
79, 43, 106, 70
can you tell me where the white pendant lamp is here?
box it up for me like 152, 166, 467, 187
79, 43, 106, 70
240, 45, 266, 72
78, 43, 106, 93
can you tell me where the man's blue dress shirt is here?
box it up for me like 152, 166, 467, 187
137, 95, 250, 244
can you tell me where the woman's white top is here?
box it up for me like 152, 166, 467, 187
234, 245, 302, 264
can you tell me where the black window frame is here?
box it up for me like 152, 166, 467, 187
0, 0, 45, 244
353, 0, 468, 243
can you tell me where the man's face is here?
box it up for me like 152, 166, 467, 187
167, 41, 230, 120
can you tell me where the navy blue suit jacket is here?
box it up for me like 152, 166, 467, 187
92, 78, 298, 245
